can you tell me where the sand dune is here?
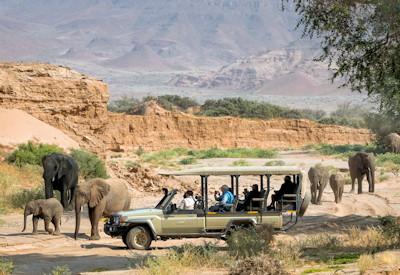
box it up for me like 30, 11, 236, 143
0, 107, 79, 151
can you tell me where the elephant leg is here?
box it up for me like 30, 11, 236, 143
32, 216, 39, 234
44, 217, 53, 234
88, 207, 101, 240
339, 186, 344, 203
357, 175, 364, 194
311, 184, 317, 204
350, 177, 356, 193
316, 181, 327, 205
60, 186, 69, 210
52, 217, 61, 235
68, 186, 76, 210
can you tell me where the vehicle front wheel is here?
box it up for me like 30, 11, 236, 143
125, 226, 152, 250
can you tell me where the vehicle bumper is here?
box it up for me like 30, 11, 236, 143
104, 224, 129, 237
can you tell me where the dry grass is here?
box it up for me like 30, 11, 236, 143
0, 162, 42, 213
138, 243, 230, 275
357, 251, 399, 274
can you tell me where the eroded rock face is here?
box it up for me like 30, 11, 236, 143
0, 63, 373, 153
0, 63, 109, 152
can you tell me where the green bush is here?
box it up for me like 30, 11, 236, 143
70, 149, 107, 179
264, 160, 286, 166
189, 148, 277, 159
107, 96, 141, 114
47, 265, 72, 275
10, 186, 45, 209
7, 142, 63, 167
230, 159, 251, 166
179, 157, 197, 165
144, 95, 199, 111
0, 258, 14, 275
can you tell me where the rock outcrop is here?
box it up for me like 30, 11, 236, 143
0, 63, 373, 153
0, 63, 109, 152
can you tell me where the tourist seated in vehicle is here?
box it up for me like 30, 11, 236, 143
238, 184, 261, 211
210, 185, 234, 212
268, 176, 297, 210
179, 190, 196, 210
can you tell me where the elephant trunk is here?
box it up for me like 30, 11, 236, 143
74, 200, 81, 240
44, 176, 54, 199
22, 207, 29, 232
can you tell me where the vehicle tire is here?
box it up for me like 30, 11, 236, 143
125, 226, 152, 250
298, 192, 311, 217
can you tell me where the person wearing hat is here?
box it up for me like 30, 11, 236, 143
211, 185, 234, 212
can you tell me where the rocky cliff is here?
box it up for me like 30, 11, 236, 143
0, 63, 109, 152
0, 63, 373, 152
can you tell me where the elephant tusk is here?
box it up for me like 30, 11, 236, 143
52, 176, 55, 182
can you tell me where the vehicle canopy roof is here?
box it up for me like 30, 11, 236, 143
159, 166, 304, 176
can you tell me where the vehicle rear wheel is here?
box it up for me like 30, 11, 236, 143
125, 226, 152, 250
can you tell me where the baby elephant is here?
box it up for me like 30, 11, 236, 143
329, 174, 345, 204
22, 198, 63, 235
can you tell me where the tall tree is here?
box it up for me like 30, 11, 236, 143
285, 0, 400, 119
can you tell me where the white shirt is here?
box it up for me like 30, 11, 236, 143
179, 196, 195, 210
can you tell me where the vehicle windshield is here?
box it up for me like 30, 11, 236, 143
155, 188, 177, 209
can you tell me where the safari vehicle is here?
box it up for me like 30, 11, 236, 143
104, 166, 310, 250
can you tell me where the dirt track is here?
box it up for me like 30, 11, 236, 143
1, 152, 400, 274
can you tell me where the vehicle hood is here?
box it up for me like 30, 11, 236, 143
115, 208, 163, 217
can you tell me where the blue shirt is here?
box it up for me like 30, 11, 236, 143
221, 191, 234, 205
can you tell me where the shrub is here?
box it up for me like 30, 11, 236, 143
179, 157, 197, 165
70, 149, 107, 179
0, 163, 42, 213
125, 161, 140, 170
227, 226, 273, 258
230, 255, 289, 275
135, 146, 145, 156
357, 254, 374, 274
0, 258, 14, 275
189, 148, 277, 159
230, 159, 250, 166
47, 265, 72, 275
10, 186, 45, 209
264, 160, 286, 166
140, 242, 228, 275
107, 96, 141, 114
144, 95, 199, 111
7, 142, 63, 167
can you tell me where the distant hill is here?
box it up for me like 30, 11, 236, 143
169, 49, 350, 96
0, 0, 310, 71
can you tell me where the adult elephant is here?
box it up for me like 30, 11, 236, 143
348, 152, 375, 194
383, 133, 400, 153
74, 178, 131, 240
308, 165, 329, 205
42, 153, 79, 210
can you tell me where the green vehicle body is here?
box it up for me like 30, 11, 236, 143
104, 166, 310, 247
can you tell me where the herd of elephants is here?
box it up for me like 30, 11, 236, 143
21, 150, 377, 241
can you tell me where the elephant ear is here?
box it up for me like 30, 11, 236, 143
33, 202, 41, 216
89, 180, 110, 208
